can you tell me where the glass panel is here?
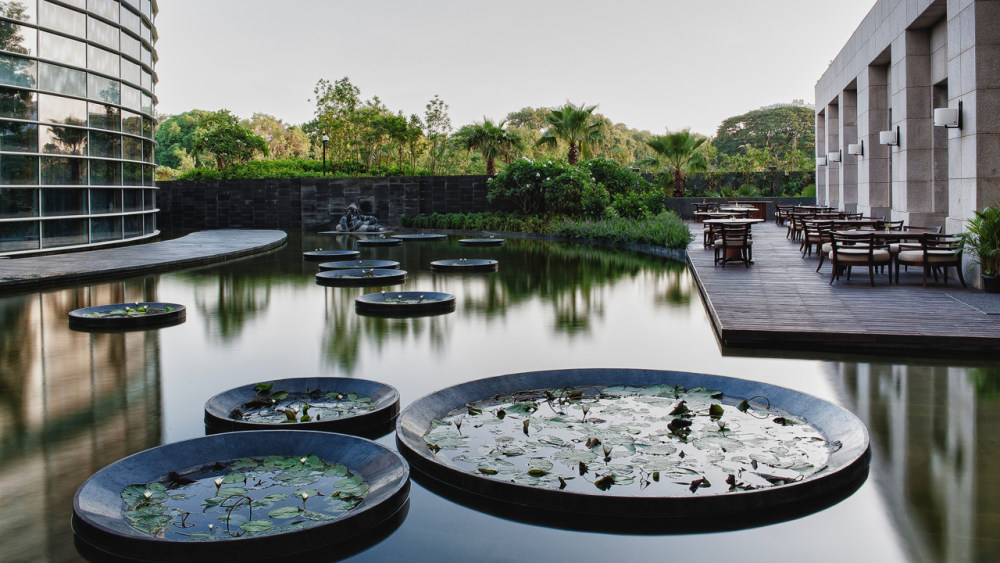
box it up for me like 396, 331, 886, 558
122, 160, 139, 185
123, 212, 139, 236
38, 62, 86, 97
141, 115, 151, 137
89, 157, 119, 184
121, 0, 138, 10
140, 45, 150, 66
38, 30, 85, 67
0, 120, 36, 152
88, 0, 118, 22
122, 134, 139, 159
119, 31, 139, 60
40, 156, 87, 184
87, 44, 118, 75
40, 124, 85, 154
122, 186, 139, 210
140, 69, 150, 90
140, 21, 149, 42
88, 101, 119, 130
142, 186, 153, 208
0, 153, 37, 184
120, 109, 140, 134
42, 217, 87, 247
1, 1, 37, 23
120, 82, 138, 110
38, 92, 86, 124
88, 130, 118, 157
90, 215, 121, 241
89, 186, 120, 212
143, 211, 154, 234
119, 3, 139, 32
40, 186, 85, 214
0, 87, 36, 119
87, 15, 117, 49
87, 72, 119, 103
120, 57, 138, 84
140, 93, 150, 115
59, 0, 86, 9
0, 54, 36, 88
141, 139, 151, 162
140, 0, 149, 19
0, 187, 37, 217
39, 1, 86, 36
142, 164, 151, 185
0, 22, 36, 56
0, 220, 39, 251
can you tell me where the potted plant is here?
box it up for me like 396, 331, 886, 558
964, 206, 1000, 293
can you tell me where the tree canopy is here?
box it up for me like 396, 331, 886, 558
713, 105, 814, 159
536, 103, 603, 165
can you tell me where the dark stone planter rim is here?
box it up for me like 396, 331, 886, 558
318, 260, 400, 271
68, 303, 186, 331
355, 291, 456, 317
430, 259, 499, 272
316, 269, 407, 287
303, 250, 360, 261
458, 238, 505, 246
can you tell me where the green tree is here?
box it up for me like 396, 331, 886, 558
536, 102, 603, 165
249, 113, 309, 160
713, 105, 815, 163
154, 110, 211, 169
423, 95, 452, 174
640, 131, 709, 197
197, 110, 268, 171
455, 119, 524, 175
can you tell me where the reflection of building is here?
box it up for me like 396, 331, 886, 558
815, 0, 999, 255
0, 283, 162, 561
0, 1, 158, 256
829, 363, 997, 562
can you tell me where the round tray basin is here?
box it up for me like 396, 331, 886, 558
356, 291, 456, 317
69, 303, 186, 331
72, 431, 409, 562
396, 368, 869, 522
430, 259, 498, 273
459, 238, 505, 247
205, 377, 399, 438
356, 238, 402, 247
394, 234, 446, 242
316, 269, 407, 287
318, 260, 400, 272
303, 250, 360, 262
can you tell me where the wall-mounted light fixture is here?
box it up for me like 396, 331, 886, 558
879, 127, 899, 146
847, 140, 864, 156
827, 150, 842, 163
816, 156, 827, 166
933, 100, 962, 128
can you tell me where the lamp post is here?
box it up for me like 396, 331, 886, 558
322, 134, 330, 177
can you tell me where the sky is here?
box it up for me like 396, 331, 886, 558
153, 0, 877, 137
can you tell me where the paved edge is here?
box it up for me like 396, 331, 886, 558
0, 230, 287, 293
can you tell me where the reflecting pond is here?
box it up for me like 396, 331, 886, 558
0, 232, 997, 562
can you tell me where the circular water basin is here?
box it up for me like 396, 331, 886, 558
302, 250, 360, 262
430, 259, 498, 273
459, 238, 505, 247
318, 260, 400, 272
356, 238, 402, 247
316, 269, 407, 287
69, 303, 186, 331
355, 291, 456, 317
394, 234, 446, 242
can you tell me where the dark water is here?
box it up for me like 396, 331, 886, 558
1, 232, 998, 562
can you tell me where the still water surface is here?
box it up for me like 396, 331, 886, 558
1, 232, 997, 562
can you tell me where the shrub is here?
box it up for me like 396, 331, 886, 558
551, 211, 692, 250
581, 157, 651, 196
610, 191, 647, 220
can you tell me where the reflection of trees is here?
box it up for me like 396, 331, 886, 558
829, 362, 1000, 562
44, 118, 87, 154
192, 273, 273, 342
0, 295, 32, 452
0, 3, 30, 53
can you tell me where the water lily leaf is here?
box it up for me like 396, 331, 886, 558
121, 483, 167, 509
594, 474, 615, 490
222, 472, 245, 484
528, 458, 554, 472
187, 533, 213, 541
324, 464, 349, 477
506, 402, 537, 415
230, 458, 259, 471
334, 475, 363, 489
268, 506, 304, 519
294, 489, 319, 500
553, 448, 598, 467
423, 431, 468, 450
216, 486, 248, 498
250, 493, 287, 508
270, 391, 289, 401
709, 404, 725, 419
240, 520, 274, 534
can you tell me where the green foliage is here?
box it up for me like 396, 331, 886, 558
536, 103, 603, 164
639, 132, 709, 197
197, 109, 269, 170
551, 211, 693, 249
544, 166, 602, 217
581, 157, 651, 196
487, 159, 604, 217
154, 109, 212, 169
401, 212, 552, 233
173, 158, 428, 180
799, 184, 816, 198
454, 118, 524, 175
610, 191, 647, 220
714, 105, 815, 158
964, 206, 1000, 276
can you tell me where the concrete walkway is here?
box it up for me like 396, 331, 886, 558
0, 230, 287, 293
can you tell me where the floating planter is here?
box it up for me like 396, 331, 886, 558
394, 234, 446, 242
72, 431, 409, 561
302, 250, 360, 262
316, 269, 407, 287
430, 258, 498, 273
204, 378, 400, 437
319, 230, 394, 236
459, 238, 505, 247
356, 291, 456, 317
396, 368, 869, 524
318, 260, 400, 272
69, 302, 186, 331
356, 238, 402, 247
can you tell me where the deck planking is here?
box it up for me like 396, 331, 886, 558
686, 220, 1000, 356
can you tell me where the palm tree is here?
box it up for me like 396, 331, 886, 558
456, 119, 523, 175
639, 131, 709, 197
536, 103, 603, 164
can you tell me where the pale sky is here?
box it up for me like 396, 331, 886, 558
153, 0, 875, 137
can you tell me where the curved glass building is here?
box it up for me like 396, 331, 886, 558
0, 0, 157, 256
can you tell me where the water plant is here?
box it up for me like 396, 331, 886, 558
229, 383, 375, 424
81, 303, 175, 318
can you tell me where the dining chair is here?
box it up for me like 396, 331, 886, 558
801, 220, 833, 258
894, 233, 966, 287
714, 224, 752, 268
829, 232, 892, 286
877, 219, 904, 231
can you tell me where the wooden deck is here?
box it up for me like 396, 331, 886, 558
687, 220, 1000, 356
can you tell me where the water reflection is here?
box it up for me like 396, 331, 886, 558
0, 281, 162, 562
829, 362, 1000, 562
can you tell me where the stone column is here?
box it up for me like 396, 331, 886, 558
857, 64, 892, 219
825, 102, 841, 208
816, 110, 827, 204
839, 89, 859, 213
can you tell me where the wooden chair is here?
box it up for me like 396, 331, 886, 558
829, 232, 892, 286
877, 219, 904, 231
894, 233, 966, 287
714, 224, 752, 268
801, 220, 833, 258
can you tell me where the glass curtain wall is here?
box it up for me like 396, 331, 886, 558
0, 0, 157, 254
